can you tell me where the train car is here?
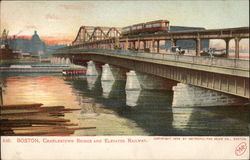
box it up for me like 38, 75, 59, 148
121, 20, 170, 36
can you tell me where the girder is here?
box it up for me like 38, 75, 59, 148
72, 26, 121, 45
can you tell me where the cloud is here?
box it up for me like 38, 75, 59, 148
40, 35, 75, 45
45, 14, 59, 20
25, 25, 37, 30
60, 4, 83, 10
15, 30, 23, 35
59, 3, 96, 10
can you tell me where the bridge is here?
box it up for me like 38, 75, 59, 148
54, 26, 249, 107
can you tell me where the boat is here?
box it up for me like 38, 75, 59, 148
0, 64, 71, 73
0, 44, 19, 60
62, 69, 86, 76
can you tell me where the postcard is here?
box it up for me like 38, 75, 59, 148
0, 0, 249, 159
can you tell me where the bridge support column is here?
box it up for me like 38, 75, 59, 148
196, 38, 201, 56
101, 64, 125, 81
101, 64, 115, 98
125, 71, 141, 90
128, 41, 131, 49
124, 38, 129, 51
101, 64, 126, 98
143, 41, 146, 50
137, 39, 140, 50
86, 61, 101, 76
110, 40, 114, 50
125, 70, 175, 106
172, 83, 245, 107
0, 86, 3, 105
125, 71, 141, 106
114, 38, 118, 49
156, 40, 160, 53
133, 41, 136, 50
126, 70, 175, 90
101, 64, 115, 81
224, 39, 230, 58
151, 40, 155, 52
172, 39, 177, 47
234, 37, 240, 59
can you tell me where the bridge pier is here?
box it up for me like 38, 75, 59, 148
101, 64, 126, 98
172, 39, 177, 47
132, 41, 136, 50
196, 38, 201, 56
172, 83, 246, 107
151, 39, 155, 52
125, 71, 141, 90
125, 71, 141, 106
125, 70, 175, 90
101, 64, 125, 81
234, 37, 241, 59
111, 39, 115, 50
124, 38, 129, 51
137, 39, 141, 50
224, 39, 230, 58
125, 70, 175, 106
156, 40, 160, 53
86, 60, 101, 76
143, 41, 146, 51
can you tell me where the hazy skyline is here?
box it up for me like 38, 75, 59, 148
1, 1, 249, 44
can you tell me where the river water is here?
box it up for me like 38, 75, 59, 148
1, 71, 249, 136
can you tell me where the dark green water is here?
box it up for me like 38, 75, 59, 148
1, 72, 249, 136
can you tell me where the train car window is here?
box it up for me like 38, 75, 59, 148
145, 24, 152, 28
137, 25, 143, 29
123, 28, 130, 32
132, 26, 137, 30
152, 23, 161, 27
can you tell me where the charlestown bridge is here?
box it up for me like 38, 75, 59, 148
54, 25, 249, 107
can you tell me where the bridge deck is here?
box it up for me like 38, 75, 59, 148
56, 49, 249, 78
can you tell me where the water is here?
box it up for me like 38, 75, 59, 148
1, 72, 249, 136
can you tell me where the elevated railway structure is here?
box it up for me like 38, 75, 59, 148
69, 26, 249, 59
55, 26, 249, 101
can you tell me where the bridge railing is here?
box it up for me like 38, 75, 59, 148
57, 49, 249, 70
137, 52, 249, 69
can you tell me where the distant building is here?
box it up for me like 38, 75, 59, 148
30, 31, 46, 55
165, 26, 209, 50
6, 31, 46, 55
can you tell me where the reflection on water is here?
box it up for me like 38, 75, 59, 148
1, 73, 249, 136
86, 75, 98, 90
125, 90, 141, 107
101, 80, 115, 98
172, 106, 250, 136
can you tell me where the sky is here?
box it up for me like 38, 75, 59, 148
1, 0, 249, 45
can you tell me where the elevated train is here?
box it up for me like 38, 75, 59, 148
121, 20, 170, 36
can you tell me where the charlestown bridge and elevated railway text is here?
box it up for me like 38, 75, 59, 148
54, 20, 250, 107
